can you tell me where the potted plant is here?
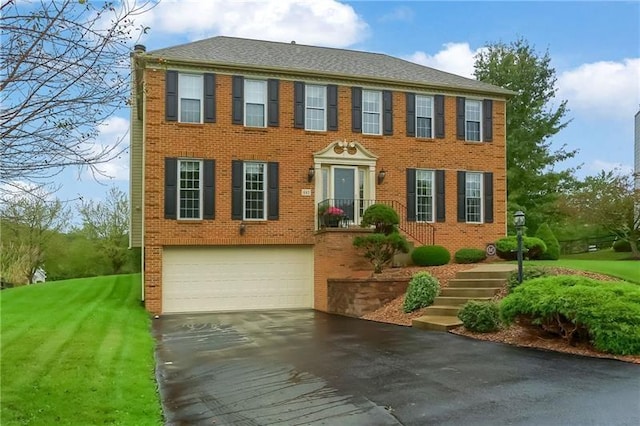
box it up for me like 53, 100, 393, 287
323, 206, 345, 228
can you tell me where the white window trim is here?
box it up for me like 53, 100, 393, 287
415, 95, 434, 139
362, 89, 382, 135
415, 169, 435, 223
305, 84, 327, 132
177, 159, 203, 220
178, 73, 203, 124
465, 172, 484, 224
465, 99, 483, 142
243, 162, 267, 221
244, 79, 267, 128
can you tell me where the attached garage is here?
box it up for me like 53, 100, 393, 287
162, 246, 314, 313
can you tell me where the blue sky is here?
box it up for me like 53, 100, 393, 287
55, 0, 639, 208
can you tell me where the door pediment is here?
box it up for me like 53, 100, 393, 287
313, 140, 378, 166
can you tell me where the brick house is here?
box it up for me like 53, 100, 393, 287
129, 36, 512, 314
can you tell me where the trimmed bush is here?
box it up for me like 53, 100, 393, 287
360, 204, 399, 235
402, 272, 440, 313
458, 301, 501, 332
507, 266, 553, 292
495, 236, 547, 260
613, 239, 632, 252
535, 223, 560, 260
353, 232, 409, 273
454, 248, 487, 264
500, 276, 640, 355
411, 245, 451, 266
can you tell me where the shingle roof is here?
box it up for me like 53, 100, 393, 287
147, 36, 512, 96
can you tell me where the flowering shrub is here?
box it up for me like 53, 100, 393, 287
324, 206, 344, 216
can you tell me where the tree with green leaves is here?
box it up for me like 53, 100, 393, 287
79, 187, 131, 274
564, 171, 640, 259
474, 38, 577, 233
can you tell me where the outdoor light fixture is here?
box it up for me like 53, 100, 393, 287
377, 169, 386, 185
514, 211, 525, 284
239, 223, 246, 236
307, 167, 315, 182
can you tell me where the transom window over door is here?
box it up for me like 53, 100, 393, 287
416, 169, 434, 222
465, 172, 482, 223
245, 80, 267, 127
178, 74, 203, 123
305, 85, 326, 131
178, 159, 202, 219
465, 100, 482, 141
244, 162, 266, 220
362, 90, 381, 135
416, 95, 433, 138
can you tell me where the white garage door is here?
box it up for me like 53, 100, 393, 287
162, 246, 314, 313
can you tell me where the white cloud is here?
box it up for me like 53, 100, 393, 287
140, 0, 369, 48
557, 58, 640, 120
403, 42, 483, 78
588, 159, 634, 175
379, 6, 414, 22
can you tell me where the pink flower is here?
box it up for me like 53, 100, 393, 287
325, 206, 344, 216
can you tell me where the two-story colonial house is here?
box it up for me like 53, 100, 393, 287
129, 36, 512, 315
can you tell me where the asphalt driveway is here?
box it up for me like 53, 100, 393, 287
153, 310, 639, 425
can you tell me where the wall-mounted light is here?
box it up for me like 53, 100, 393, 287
307, 167, 315, 182
239, 223, 246, 235
377, 169, 386, 185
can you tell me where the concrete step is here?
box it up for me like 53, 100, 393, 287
432, 296, 492, 306
440, 287, 501, 298
412, 315, 462, 331
422, 305, 461, 316
456, 270, 513, 280
448, 278, 506, 288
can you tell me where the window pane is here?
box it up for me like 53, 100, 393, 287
179, 74, 202, 123
306, 108, 325, 131
466, 100, 481, 121
244, 163, 265, 220
466, 121, 480, 141
417, 117, 432, 138
180, 98, 200, 123
246, 104, 265, 127
245, 80, 266, 103
416, 95, 432, 118
179, 160, 201, 219
416, 170, 434, 222
306, 85, 325, 108
465, 100, 481, 141
362, 90, 380, 113
465, 172, 482, 222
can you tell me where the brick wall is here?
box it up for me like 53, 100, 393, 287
327, 277, 410, 318
140, 68, 507, 313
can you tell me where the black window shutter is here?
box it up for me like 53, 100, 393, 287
383, 90, 393, 135
457, 171, 466, 222
456, 97, 466, 140
483, 99, 493, 142
436, 169, 445, 222
327, 85, 338, 131
351, 86, 362, 133
435, 95, 445, 138
484, 172, 494, 223
203, 73, 216, 123
165, 71, 178, 122
406, 92, 415, 137
164, 158, 177, 219
267, 79, 279, 127
293, 81, 305, 128
267, 162, 279, 220
203, 160, 215, 219
232, 76, 244, 125
231, 160, 243, 220
406, 168, 416, 222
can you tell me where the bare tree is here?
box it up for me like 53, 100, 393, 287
79, 186, 130, 273
0, 0, 152, 190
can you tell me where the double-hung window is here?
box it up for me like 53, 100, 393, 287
465, 99, 482, 141
245, 80, 267, 127
305, 85, 326, 131
244, 162, 266, 220
362, 90, 382, 135
178, 74, 203, 123
416, 170, 435, 222
178, 159, 202, 219
465, 172, 483, 223
416, 95, 433, 138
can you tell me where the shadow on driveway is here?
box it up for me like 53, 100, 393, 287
153, 310, 639, 425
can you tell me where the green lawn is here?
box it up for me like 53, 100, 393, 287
524, 257, 640, 284
0, 274, 162, 425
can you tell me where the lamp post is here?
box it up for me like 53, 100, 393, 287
514, 211, 526, 284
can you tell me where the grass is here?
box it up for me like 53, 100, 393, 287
0, 274, 162, 426
523, 253, 640, 284
561, 250, 634, 261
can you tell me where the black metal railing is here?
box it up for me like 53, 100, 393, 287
317, 198, 435, 246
